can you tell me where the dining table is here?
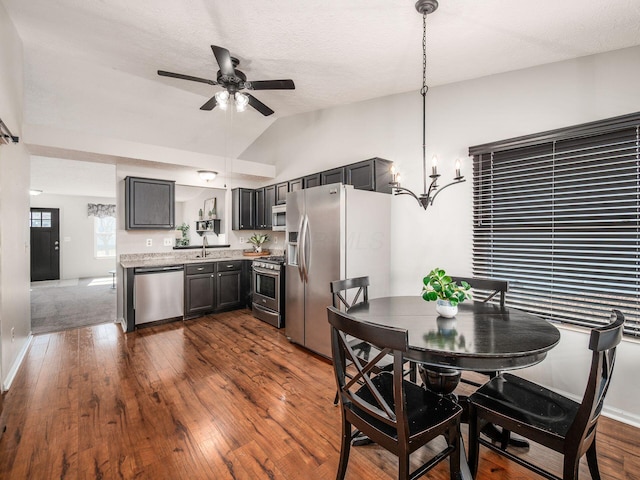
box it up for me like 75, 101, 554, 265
346, 296, 562, 480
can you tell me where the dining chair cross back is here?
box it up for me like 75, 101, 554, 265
449, 276, 508, 307
330, 276, 370, 310
467, 309, 625, 480
327, 306, 463, 480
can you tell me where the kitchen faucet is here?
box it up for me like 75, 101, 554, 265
202, 235, 208, 257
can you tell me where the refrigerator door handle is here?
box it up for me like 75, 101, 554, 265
296, 213, 305, 281
300, 214, 309, 283
303, 214, 311, 280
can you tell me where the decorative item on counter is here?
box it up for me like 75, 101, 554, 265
198, 208, 203, 220
421, 267, 471, 318
248, 232, 269, 253
176, 223, 190, 246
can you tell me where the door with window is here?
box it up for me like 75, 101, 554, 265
30, 208, 60, 281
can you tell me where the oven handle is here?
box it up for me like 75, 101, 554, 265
252, 265, 280, 276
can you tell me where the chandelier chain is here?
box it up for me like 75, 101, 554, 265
422, 13, 428, 96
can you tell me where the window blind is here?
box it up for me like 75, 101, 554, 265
470, 113, 640, 337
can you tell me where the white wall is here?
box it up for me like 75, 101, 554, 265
30, 193, 117, 279
0, 3, 31, 390
241, 45, 640, 425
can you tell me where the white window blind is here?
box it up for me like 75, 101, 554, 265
470, 113, 640, 336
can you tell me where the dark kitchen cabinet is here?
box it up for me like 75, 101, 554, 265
264, 185, 276, 229
275, 182, 289, 205
346, 157, 393, 194
321, 167, 345, 186
216, 260, 244, 310
232, 188, 255, 230
289, 178, 303, 192
125, 176, 175, 229
184, 263, 216, 318
255, 187, 266, 229
303, 173, 321, 189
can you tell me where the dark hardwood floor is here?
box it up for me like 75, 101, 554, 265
0, 309, 638, 479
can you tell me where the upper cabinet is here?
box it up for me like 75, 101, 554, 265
275, 182, 289, 205
232, 188, 255, 230
321, 167, 345, 186
125, 176, 175, 230
346, 158, 393, 194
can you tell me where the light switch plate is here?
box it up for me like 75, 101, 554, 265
146, 239, 152, 247
239, 237, 245, 243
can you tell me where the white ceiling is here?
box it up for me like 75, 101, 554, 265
4, 0, 640, 194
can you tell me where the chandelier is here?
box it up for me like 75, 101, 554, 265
390, 0, 465, 210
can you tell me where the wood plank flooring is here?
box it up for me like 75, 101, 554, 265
0, 309, 638, 479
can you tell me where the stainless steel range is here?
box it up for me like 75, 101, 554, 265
251, 255, 285, 328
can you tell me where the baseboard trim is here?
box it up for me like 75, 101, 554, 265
2, 334, 33, 391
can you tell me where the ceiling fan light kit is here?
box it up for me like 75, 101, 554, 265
391, 0, 465, 211
158, 45, 295, 116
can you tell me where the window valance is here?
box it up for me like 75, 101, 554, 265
87, 203, 116, 218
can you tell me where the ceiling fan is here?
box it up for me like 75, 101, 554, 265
158, 45, 295, 116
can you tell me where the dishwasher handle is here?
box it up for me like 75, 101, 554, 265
134, 265, 184, 274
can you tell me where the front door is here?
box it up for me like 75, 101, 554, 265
30, 208, 60, 281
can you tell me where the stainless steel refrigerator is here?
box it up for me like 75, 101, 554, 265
285, 183, 391, 358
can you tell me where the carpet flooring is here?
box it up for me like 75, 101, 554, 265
30, 276, 117, 335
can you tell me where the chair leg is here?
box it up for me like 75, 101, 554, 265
336, 417, 351, 480
562, 450, 581, 480
398, 448, 410, 480
448, 424, 462, 480
467, 404, 481, 478
333, 389, 339, 406
586, 440, 602, 480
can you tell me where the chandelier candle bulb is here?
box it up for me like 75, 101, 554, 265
455, 159, 461, 178
432, 155, 438, 175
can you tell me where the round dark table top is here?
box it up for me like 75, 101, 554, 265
347, 296, 561, 372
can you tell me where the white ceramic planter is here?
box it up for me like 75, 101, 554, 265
435, 299, 458, 318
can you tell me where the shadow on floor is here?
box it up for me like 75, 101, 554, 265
30, 276, 117, 335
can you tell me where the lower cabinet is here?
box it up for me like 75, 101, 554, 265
185, 260, 247, 318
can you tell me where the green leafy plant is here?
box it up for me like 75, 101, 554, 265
422, 268, 472, 306
248, 232, 269, 246
176, 223, 190, 246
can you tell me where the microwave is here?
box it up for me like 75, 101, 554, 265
272, 204, 286, 231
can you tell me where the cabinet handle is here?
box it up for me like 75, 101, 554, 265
226, 264, 233, 268
197, 267, 204, 271
219, 274, 222, 277
211, 274, 215, 277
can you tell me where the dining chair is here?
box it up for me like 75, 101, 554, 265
467, 309, 625, 480
449, 276, 509, 388
327, 306, 463, 480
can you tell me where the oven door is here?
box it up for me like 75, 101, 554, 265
252, 265, 280, 312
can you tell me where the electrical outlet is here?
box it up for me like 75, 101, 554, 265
146, 239, 153, 247
273, 236, 278, 244
239, 237, 245, 243
163, 238, 173, 246
11, 327, 15, 342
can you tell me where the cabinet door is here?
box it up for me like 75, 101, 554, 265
185, 273, 215, 316
275, 182, 289, 205
303, 173, 321, 189
345, 160, 376, 191
232, 188, 255, 230
264, 185, 276, 228
125, 177, 175, 229
255, 187, 266, 229
289, 178, 303, 192
321, 167, 345, 186
216, 270, 242, 310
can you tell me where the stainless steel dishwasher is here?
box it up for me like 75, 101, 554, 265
134, 265, 185, 325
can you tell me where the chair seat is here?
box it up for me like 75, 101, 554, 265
470, 373, 579, 441
352, 372, 462, 439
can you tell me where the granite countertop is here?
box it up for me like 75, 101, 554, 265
119, 249, 283, 269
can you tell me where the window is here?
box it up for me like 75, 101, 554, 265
470, 112, 640, 336
30, 211, 51, 228
94, 216, 116, 258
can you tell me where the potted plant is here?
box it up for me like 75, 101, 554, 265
248, 232, 269, 253
175, 223, 190, 247
422, 268, 472, 318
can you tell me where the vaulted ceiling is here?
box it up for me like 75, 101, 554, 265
4, 0, 640, 166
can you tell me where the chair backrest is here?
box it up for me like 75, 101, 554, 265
450, 276, 508, 306
567, 309, 625, 448
330, 276, 370, 309
327, 306, 409, 436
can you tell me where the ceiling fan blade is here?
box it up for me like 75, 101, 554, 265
211, 45, 236, 76
158, 70, 217, 86
200, 95, 218, 111
247, 94, 274, 116
247, 79, 296, 90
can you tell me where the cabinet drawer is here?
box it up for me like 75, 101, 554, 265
217, 260, 243, 272
186, 263, 214, 275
